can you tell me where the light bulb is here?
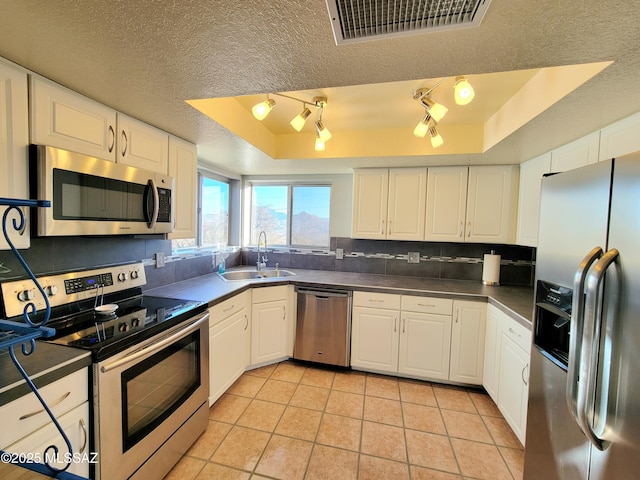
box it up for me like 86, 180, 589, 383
428, 125, 444, 148
315, 135, 326, 151
251, 98, 275, 120
413, 113, 433, 138
454, 76, 475, 105
420, 96, 448, 122
290, 107, 311, 131
315, 120, 332, 142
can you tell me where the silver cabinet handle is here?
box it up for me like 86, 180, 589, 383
567, 247, 603, 431
282, 305, 286, 320
108, 125, 115, 152
455, 307, 459, 323
417, 303, 436, 308
521, 363, 529, 386
121, 129, 128, 156
402, 317, 406, 333
388, 219, 392, 235
223, 304, 235, 312
79, 418, 87, 453
393, 316, 397, 333
381, 220, 385, 235
467, 221, 471, 237
508, 327, 521, 338
244, 314, 248, 331
574, 248, 618, 451
459, 221, 463, 237
19, 391, 71, 420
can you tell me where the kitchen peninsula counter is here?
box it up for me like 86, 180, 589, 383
146, 268, 534, 327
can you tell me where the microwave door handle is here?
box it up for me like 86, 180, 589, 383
145, 178, 159, 229
567, 246, 603, 418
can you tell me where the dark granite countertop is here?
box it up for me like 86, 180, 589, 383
0, 342, 91, 406
146, 268, 534, 328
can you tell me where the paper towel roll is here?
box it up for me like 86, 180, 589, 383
482, 253, 501, 285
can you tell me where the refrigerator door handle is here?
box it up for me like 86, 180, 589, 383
577, 248, 618, 451
567, 247, 603, 417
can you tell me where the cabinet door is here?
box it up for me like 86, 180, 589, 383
210, 308, 250, 404
449, 301, 486, 385
251, 299, 288, 365
425, 166, 468, 242
498, 334, 529, 444
351, 306, 399, 373
387, 168, 426, 240
398, 311, 451, 380
550, 132, 600, 172
117, 113, 169, 173
5, 402, 90, 478
516, 153, 551, 247
466, 166, 519, 244
482, 305, 501, 401
598, 112, 640, 161
352, 169, 388, 239
168, 136, 197, 239
0, 60, 30, 250
29, 76, 116, 160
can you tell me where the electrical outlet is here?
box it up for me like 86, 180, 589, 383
408, 252, 420, 264
155, 252, 165, 268
336, 248, 344, 260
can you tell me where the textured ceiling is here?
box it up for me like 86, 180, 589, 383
0, 1, 639, 175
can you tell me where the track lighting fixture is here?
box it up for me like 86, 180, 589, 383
251, 95, 276, 121
454, 76, 475, 105
252, 93, 332, 151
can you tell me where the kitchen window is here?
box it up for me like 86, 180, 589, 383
172, 172, 230, 250
249, 184, 331, 247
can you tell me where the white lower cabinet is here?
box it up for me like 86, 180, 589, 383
484, 303, 532, 445
209, 291, 251, 405
251, 285, 294, 366
449, 300, 486, 385
5, 402, 90, 478
351, 305, 400, 374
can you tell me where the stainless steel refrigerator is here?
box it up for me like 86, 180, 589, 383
524, 155, 640, 479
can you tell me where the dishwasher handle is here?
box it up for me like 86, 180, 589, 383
295, 288, 352, 299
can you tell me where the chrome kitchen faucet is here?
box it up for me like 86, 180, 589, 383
257, 231, 268, 272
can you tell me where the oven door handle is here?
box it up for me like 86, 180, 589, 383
100, 312, 209, 373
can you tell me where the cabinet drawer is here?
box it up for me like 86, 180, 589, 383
401, 295, 452, 315
210, 291, 250, 326
252, 285, 289, 304
501, 316, 532, 353
353, 291, 401, 310
0, 368, 88, 448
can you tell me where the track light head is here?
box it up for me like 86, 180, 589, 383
315, 120, 332, 142
428, 125, 444, 148
413, 113, 433, 138
290, 107, 312, 131
314, 130, 326, 151
420, 96, 448, 122
251, 97, 276, 121
454, 76, 475, 105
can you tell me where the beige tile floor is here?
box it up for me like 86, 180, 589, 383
165, 361, 524, 480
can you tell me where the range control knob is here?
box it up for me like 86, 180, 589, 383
45, 285, 59, 296
131, 318, 141, 328
17, 289, 36, 302
118, 322, 130, 333
130, 270, 139, 280
117, 272, 128, 282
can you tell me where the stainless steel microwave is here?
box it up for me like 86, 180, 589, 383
31, 145, 174, 236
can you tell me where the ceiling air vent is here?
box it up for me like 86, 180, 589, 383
326, 0, 492, 45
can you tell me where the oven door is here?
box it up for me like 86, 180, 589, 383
94, 312, 209, 480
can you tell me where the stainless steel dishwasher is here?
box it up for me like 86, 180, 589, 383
294, 287, 352, 366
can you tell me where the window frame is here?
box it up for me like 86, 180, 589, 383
247, 181, 331, 248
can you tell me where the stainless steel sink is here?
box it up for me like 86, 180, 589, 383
217, 268, 296, 282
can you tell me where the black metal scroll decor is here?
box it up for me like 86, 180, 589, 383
0, 197, 74, 474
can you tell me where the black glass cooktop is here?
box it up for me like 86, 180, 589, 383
33, 288, 207, 361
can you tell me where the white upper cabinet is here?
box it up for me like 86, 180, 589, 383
352, 169, 389, 239
550, 131, 600, 172
599, 111, 640, 161
466, 166, 519, 244
168, 135, 197, 239
117, 113, 169, 173
387, 168, 427, 240
425, 166, 468, 242
352, 168, 427, 241
516, 153, 551, 247
0, 60, 30, 250
30, 76, 117, 160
